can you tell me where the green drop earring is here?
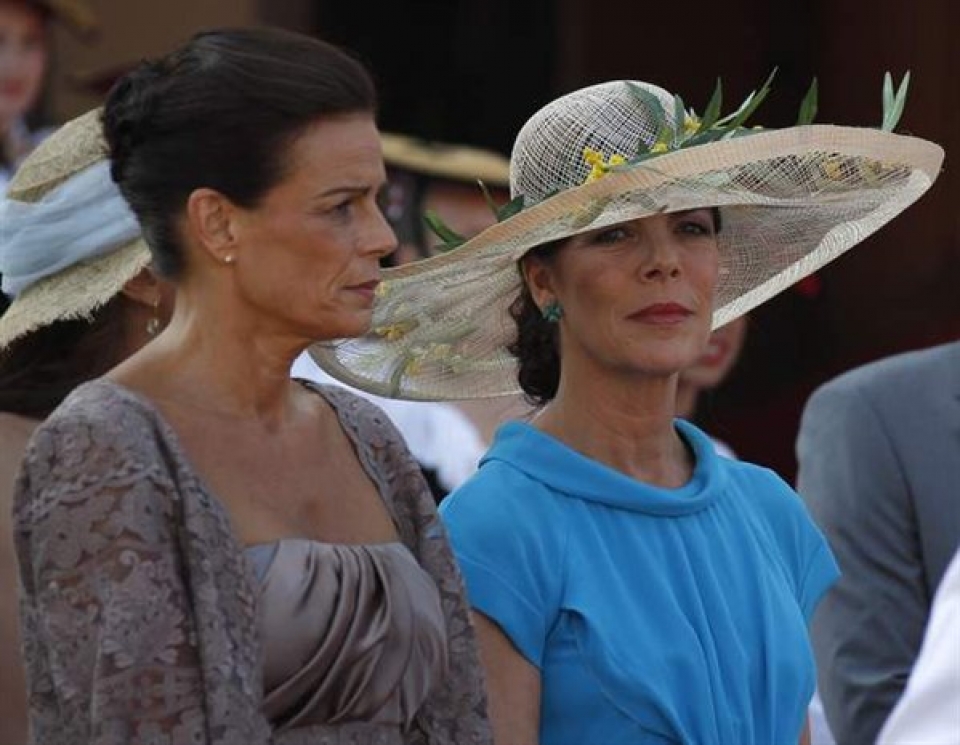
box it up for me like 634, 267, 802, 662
542, 300, 563, 323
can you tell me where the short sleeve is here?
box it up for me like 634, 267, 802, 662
798, 537, 840, 623
773, 470, 841, 622
440, 465, 566, 669
742, 464, 840, 624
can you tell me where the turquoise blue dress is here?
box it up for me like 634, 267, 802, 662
440, 419, 838, 745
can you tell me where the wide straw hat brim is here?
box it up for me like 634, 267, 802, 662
0, 241, 150, 347
381, 133, 511, 188
310, 125, 943, 401
0, 108, 149, 349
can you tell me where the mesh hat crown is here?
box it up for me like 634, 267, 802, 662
310, 79, 943, 401
511, 81, 678, 205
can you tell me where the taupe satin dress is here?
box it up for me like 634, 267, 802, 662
14, 379, 492, 744
247, 540, 447, 733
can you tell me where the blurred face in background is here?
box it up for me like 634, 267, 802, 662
0, 1, 48, 127
679, 315, 749, 391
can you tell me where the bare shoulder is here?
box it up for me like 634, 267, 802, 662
0, 412, 37, 449
0, 413, 38, 486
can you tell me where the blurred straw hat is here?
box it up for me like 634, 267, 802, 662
381, 132, 510, 188
31, 0, 99, 37
0, 109, 150, 348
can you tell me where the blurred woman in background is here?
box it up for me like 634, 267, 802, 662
0, 108, 169, 745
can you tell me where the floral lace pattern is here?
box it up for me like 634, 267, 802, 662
13, 379, 491, 745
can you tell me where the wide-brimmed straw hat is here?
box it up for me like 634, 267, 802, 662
0, 109, 150, 348
311, 78, 943, 400
381, 133, 510, 188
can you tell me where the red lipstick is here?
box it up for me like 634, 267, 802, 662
347, 279, 380, 301
629, 302, 694, 324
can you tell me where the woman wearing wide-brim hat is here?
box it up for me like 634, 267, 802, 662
311, 77, 943, 744
0, 107, 169, 745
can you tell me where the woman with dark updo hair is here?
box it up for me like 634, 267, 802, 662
12, 27, 490, 744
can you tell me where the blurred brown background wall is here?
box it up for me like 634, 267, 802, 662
42, 0, 959, 480
48, 0, 259, 118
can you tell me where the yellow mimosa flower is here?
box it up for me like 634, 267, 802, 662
582, 149, 628, 183
403, 356, 424, 376
374, 320, 416, 341
583, 147, 604, 167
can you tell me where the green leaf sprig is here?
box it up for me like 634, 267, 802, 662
881, 71, 910, 131
626, 69, 782, 164
425, 181, 524, 253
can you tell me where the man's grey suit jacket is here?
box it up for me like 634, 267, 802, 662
797, 341, 960, 745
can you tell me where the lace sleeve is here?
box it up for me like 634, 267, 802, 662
14, 408, 212, 745
321, 388, 493, 745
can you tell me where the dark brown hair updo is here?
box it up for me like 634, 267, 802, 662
508, 240, 564, 407
102, 27, 377, 278
509, 208, 723, 407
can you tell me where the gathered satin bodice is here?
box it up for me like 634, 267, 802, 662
246, 539, 448, 734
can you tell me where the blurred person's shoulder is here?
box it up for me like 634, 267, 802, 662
811, 340, 960, 406
0, 412, 39, 504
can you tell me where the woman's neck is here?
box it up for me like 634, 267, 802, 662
534, 362, 693, 488
111, 286, 309, 430
675, 378, 699, 419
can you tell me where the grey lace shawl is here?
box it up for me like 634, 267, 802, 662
13, 379, 491, 745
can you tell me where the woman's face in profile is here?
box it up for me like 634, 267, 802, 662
529, 209, 720, 380
228, 114, 396, 342
0, 1, 47, 125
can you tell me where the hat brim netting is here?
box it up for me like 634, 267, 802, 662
310, 124, 942, 401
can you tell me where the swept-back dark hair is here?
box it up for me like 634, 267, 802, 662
509, 208, 723, 406
102, 27, 377, 278
0, 295, 131, 418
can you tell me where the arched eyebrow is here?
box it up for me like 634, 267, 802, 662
316, 185, 372, 199
668, 208, 714, 220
